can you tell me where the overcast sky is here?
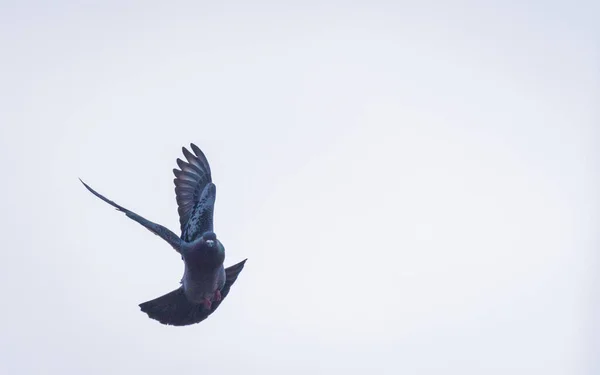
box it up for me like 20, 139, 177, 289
0, 1, 598, 374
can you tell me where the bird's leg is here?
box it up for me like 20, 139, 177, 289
214, 289, 222, 302
202, 297, 212, 310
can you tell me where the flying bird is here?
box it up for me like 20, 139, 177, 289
80, 143, 246, 326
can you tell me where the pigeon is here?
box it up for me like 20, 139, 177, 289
80, 143, 247, 326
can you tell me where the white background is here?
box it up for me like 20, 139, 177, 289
1, 1, 597, 374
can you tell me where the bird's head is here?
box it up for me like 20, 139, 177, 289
186, 231, 225, 267
201, 231, 218, 248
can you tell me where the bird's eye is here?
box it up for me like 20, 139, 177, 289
205, 239, 215, 247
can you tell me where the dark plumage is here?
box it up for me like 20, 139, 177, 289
81, 143, 247, 326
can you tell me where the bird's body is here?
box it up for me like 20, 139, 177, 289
81, 143, 246, 326
179, 233, 227, 308
182, 261, 225, 305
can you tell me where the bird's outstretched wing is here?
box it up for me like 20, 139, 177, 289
138, 259, 247, 326
173, 144, 215, 242
80, 179, 182, 252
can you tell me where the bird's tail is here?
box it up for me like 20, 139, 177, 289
139, 259, 247, 326
139, 287, 210, 326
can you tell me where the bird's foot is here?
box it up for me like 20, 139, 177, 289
202, 298, 212, 310
214, 289, 222, 302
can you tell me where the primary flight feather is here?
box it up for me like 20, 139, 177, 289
81, 143, 247, 326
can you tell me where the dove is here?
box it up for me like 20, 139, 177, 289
80, 143, 246, 326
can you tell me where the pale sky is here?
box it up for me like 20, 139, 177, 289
0, 1, 598, 374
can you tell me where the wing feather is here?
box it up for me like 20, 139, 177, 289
173, 144, 215, 241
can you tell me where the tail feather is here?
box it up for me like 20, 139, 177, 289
139, 259, 248, 326
139, 287, 210, 326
